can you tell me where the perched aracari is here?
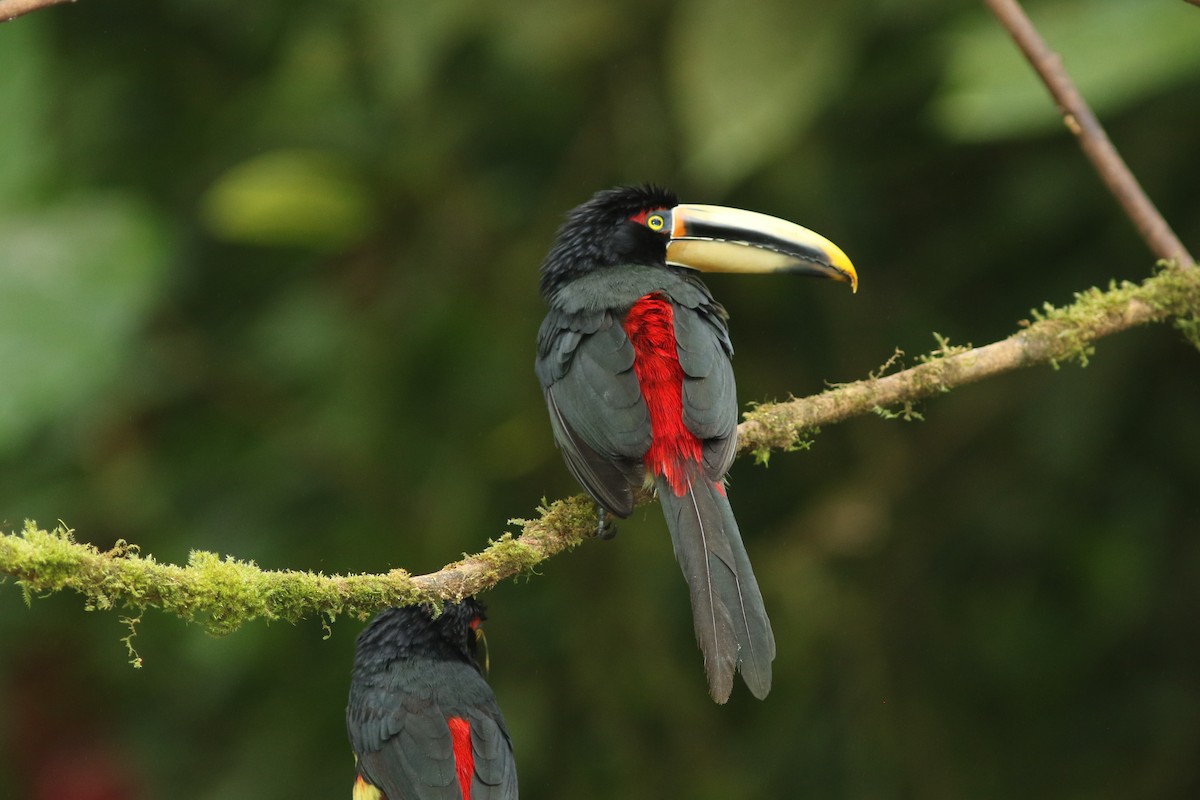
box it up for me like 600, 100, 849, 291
536, 185, 857, 703
346, 599, 517, 799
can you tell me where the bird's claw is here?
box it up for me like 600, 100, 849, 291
596, 507, 618, 540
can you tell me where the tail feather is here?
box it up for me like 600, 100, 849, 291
716, 490, 776, 684
657, 471, 774, 702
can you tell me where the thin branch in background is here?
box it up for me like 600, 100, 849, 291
982, 0, 1195, 268
0, 0, 72, 22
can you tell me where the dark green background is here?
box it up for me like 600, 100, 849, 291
2, 0, 1199, 797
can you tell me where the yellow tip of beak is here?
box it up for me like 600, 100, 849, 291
831, 247, 858, 293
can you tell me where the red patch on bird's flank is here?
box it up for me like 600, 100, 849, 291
448, 716, 474, 799
624, 294, 704, 496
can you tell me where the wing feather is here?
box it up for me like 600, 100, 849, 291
673, 304, 738, 481
536, 307, 650, 517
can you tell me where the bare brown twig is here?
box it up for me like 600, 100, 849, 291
0, 0, 72, 22
982, 0, 1195, 268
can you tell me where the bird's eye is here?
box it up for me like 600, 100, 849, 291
647, 214, 665, 231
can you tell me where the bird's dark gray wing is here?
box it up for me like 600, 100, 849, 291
536, 306, 650, 517
671, 300, 738, 481
466, 701, 519, 799
351, 690, 459, 798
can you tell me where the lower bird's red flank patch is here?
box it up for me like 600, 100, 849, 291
625, 294, 703, 495
448, 716, 473, 799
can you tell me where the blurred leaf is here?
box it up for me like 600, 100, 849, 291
933, 0, 1200, 141
0, 21, 51, 200
250, 287, 353, 384
489, 1, 620, 72
201, 149, 373, 248
361, 0, 482, 105
0, 195, 168, 453
668, 0, 853, 190
260, 23, 363, 142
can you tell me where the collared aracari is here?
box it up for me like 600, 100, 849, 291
346, 599, 518, 799
535, 185, 857, 703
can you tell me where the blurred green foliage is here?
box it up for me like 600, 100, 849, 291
1, 0, 1199, 798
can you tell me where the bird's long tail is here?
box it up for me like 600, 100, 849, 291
657, 469, 776, 703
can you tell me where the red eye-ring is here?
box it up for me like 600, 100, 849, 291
629, 208, 667, 230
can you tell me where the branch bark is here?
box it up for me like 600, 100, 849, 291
982, 0, 1195, 268
3, 265, 1197, 634
0, 0, 72, 22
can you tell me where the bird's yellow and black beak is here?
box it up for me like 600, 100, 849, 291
664, 204, 857, 292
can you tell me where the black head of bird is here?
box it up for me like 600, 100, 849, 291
535, 185, 857, 704
353, 599, 486, 671
539, 183, 856, 301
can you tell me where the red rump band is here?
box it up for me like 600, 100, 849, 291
624, 294, 703, 495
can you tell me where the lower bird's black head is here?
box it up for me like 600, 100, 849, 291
539, 185, 679, 299
353, 599, 487, 673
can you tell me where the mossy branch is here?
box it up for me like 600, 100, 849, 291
2, 263, 1197, 635
0, 496, 601, 635
740, 263, 1200, 455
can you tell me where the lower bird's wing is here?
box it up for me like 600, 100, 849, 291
462, 699, 519, 799
350, 661, 518, 800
